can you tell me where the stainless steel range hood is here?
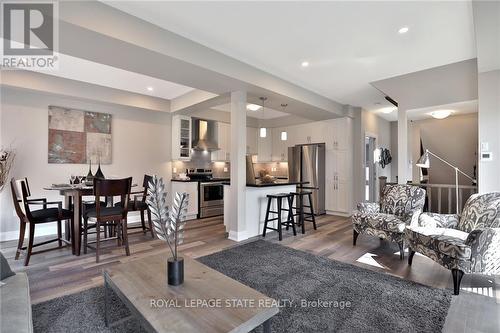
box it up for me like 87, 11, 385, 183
191, 118, 220, 151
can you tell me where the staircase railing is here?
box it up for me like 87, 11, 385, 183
379, 177, 478, 214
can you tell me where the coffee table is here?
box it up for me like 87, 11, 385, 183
103, 253, 279, 332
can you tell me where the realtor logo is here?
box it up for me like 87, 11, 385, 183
1, 1, 58, 69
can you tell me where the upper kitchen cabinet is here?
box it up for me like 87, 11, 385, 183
212, 122, 231, 161
257, 132, 272, 162
323, 118, 352, 151
172, 115, 192, 160
246, 127, 258, 155
271, 128, 288, 162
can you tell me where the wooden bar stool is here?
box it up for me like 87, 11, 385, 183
262, 193, 296, 241
290, 190, 317, 234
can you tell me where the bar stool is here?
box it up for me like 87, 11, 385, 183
290, 190, 317, 234
262, 193, 296, 241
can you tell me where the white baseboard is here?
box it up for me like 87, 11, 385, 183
228, 230, 248, 242
0, 213, 143, 242
325, 210, 352, 217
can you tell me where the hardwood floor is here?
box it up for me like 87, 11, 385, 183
2, 214, 499, 332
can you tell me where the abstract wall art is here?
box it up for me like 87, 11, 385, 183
48, 106, 112, 164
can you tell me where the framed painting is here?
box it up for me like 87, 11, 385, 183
48, 106, 112, 164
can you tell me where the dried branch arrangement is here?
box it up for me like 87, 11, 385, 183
0, 148, 15, 193
146, 175, 189, 261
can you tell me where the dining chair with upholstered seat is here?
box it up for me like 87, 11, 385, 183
82, 177, 132, 263
10, 178, 73, 266
114, 174, 154, 238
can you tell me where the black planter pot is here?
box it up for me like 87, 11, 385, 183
167, 257, 184, 286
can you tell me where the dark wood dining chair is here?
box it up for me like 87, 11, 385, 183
10, 178, 73, 266
82, 177, 132, 263
114, 174, 154, 238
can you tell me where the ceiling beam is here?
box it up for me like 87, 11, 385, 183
54, 1, 345, 120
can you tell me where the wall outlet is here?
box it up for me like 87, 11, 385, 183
223, 167, 228, 172
481, 142, 489, 151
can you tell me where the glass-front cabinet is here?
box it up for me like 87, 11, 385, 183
172, 115, 192, 160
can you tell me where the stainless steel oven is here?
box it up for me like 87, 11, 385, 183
199, 182, 224, 218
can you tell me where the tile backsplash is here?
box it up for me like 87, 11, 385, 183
172, 152, 288, 180
253, 162, 288, 178
172, 151, 230, 179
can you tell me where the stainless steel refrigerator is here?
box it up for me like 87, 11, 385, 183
288, 144, 326, 215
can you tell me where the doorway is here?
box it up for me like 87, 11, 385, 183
365, 136, 377, 202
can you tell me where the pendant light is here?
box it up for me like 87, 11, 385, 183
259, 97, 267, 138
280, 103, 288, 141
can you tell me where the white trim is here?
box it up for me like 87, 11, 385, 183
325, 210, 351, 217
0, 213, 143, 242
228, 230, 248, 242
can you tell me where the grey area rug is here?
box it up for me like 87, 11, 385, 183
32, 240, 452, 333
198, 240, 452, 333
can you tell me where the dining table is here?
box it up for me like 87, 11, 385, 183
44, 183, 137, 256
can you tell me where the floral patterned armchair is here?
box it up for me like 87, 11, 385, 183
352, 184, 426, 260
406, 192, 500, 295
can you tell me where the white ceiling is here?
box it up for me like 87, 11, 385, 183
211, 103, 289, 120
374, 100, 478, 122
106, 1, 476, 112
22, 49, 195, 100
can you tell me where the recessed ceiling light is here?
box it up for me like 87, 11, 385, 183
430, 110, 453, 119
246, 103, 262, 111
301, 61, 309, 67
381, 106, 397, 114
147, 86, 154, 91
398, 26, 409, 34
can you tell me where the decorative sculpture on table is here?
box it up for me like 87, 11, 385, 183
146, 176, 189, 286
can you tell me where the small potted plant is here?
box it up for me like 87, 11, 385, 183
146, 176, 189, 286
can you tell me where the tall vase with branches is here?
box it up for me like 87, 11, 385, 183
0, 148, 15, 193
146, 175, 189, 285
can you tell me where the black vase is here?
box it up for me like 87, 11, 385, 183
167, 257, 184, 286
95, 163, 105, 179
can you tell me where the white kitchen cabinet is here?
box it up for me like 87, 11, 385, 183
246, 127, 258, 155
257, 132, 273, 162
325, 143, 352, 214
212, 122, 231, 161
172, 115, 192, 161
323, 118, 352, 151
271, 128, 288, 162
171, 181, 199, 220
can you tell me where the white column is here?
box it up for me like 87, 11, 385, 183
228, 91, 247, 241
397, 107, 408, 184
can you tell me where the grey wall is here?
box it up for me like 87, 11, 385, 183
0, 88, 173, 240
478, 70, 500, 193
352, 109, 393, 205
410, 113, 478, 186
390, 121, 398, 183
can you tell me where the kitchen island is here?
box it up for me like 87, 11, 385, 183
223, 181, 306, 241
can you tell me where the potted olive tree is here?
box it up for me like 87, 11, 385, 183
146, 176, 189, 286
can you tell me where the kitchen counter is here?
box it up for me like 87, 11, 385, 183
221, 181, 308, 187
172, 178, 229, 183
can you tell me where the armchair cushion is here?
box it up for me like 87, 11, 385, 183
414, 212, 460, 229
356, 202, 379, 214
406, 226, 471, 260
352, 212, 406, 233
466, 228, 500, 274
380, 184, 426, 219
457, 192, 500, 233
